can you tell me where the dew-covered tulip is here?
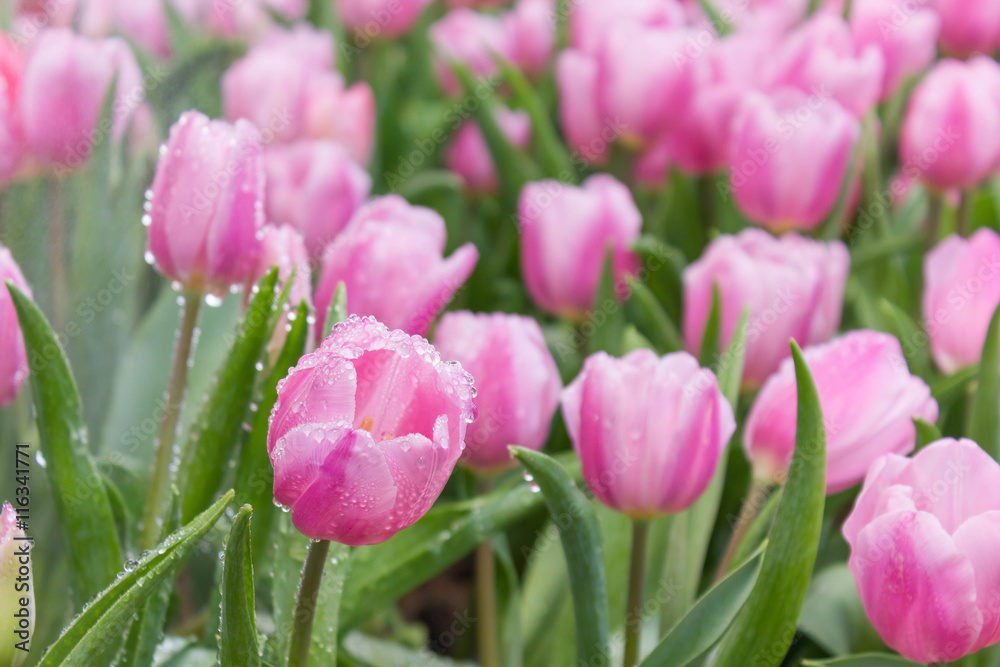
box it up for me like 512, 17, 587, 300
744, 331, 938, 494
144, 110, 264, 296
314, 196, 479, 337
843, 438, 1000, 663
445, 106, 531, 193
19, 29, 142, 168
899, 57, 1000, 191
336, 0, 434, 38
728, 89, 860, 230
248, 224, 312, 310
562, 349, 736, 517
429, 8, 509, 95
932, 0, 1000, 58
519, 174, 641, 319
683, 229, 850, 387
264, 140, 371, 259
0, 246, 30, 409
849, 0, 939, 99
434, 311, 561, 471
268, 315, 476, 545
0, 503, 32, 667
922, 228, 1000, 374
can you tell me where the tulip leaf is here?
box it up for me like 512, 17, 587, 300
913, 417, 941, 451
323, 281, 348, 340
587, 247, 626, 355
801, 656, 922, 666
177, 268, 280, 522
625, 277, 684, 353
729, 487, 781, 568
631, 235, 686, 324
511, 447, 610, 667
968, 303, 1000, 461
6, 282, 123, 609
220, 505, 260, 667
698, 284, 723, 369
707, 341, 827, 667
36, 491, 234, 667
875, 298, 931, 379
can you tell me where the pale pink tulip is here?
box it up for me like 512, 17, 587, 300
502, 0, 556, 75
302, 73, 376, 165
0, 246, 30, 409
429, 8, 510, 95
849, 0, 939, 99
445, 107, 531, 193
336, 0, 434, 38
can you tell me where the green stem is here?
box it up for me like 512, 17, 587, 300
476, 477, 500, 667
715, 478, 770, 581
139, 294, 202, 550
624, 519, 650, 667
49, 180, 67, 331
698, 175, 716, 235
288, 539, 331, 667
926, 193, 944, 249
957, 190, 971, 237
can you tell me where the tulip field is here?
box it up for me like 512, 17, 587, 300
5, 0, 1000, 665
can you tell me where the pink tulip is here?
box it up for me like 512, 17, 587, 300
314, 196, 479, 337
502, 0, 556, 75
922, 229, 1000, 374
555, 50, 608, 163
0, 502, 33, 667
849, 0, 939, 99
692, 0, 808, 35
843, 439, 1000, 663
683, 229, 850, 387
268, 315, 476, 545
899, 57, 1000, 191
445, 106, 531, 193
932, 0, 1000, 58
248, 224, 312, 310
79, 0, 171, 58
562, 349, 735, 517
302, 72, 376, 165
429, 8, 510, 95
519, 174, 641, 319
434, 311, 561, 471
18, 29, 142, 169
569, 0, 686, 55
145, 110, 264, 296
0, 34, 25, 186
264, 140, 371, 259
0, 245, 30, 409
336, 0, 434, 38
728, 89, 860, 230
744, 331, 938, 494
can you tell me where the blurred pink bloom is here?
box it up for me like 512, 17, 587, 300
79, 0, 171, 58
683, 229, 849, 387
249, 224, 312, 310
336, 0, 434, 38
302, 72, 376, 165
900, 57, 1000, 190
849, 0, 939, 99
932, 0, 1000, 58
264, 140, 371, 259
434, 311, 561, 471
314, 196, 479, 337
445, 106, 531, 193
268, 315, 475, 545
692, 0, 808, 34
145, 110, 264, 296
744, 330, 938, 494
562, 349, 735, 517
555, 49, 608, 163
0, 34, 24, 186
843, 438, 1000, 663
502, 0, 556, 75
429, 8, 509, 95
570, 0, 686, 54
518, 174, 641, 319
0, 245, 30, 409
11, 0, 77, 43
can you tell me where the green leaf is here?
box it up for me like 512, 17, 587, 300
587, 247, 626, 355
875, 298, 931, 379
716, 310, 748, 407
799, 564, 884, 657
6, 282, 123, 608
36, 490, 234, 666
729, 488, 780, 568
707, 341, 827, 667
308, 541, 351, 665
220, 505, 259, 667
642, 543, 766, 667
913, 418, 941, 450
495, 534, 524, 667
801, 656, 922, 666
625, 277, 684, 353
177, 269, 280, 522
699, 284, 723, 369
341, 632, 478, 667
630, 236, 686, 324
322, 281, 348, 340
511, 447, 610, 667
968, 303, 1000, 460
695, 0, 730, 35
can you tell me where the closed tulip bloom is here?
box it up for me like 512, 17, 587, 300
900, 57, 1000, 191
569, 0, 685, 55
562, 350, 735, 517
19, 29, 142, 168
302, 72, 375, 165
445, 106, 531, 193
729, 89, 860, 230
843, 439, 1000, 662
922, 229, 1000, 374
0, 246, 30, 409
145, 110, 264, 296
0, 34, 24, 186
933, 0, 1000, 58
555, 50, 607, 163
268, 315, 476, 545
0, 503, 32, 667
336, 0, 434, 37
502, 0, 555, 75
850, 0, 939, 99
683, 229, 850, 387
314, 196, 479, 337
430, 8, 510, 95
744, 331, 938, 494
434, 311, 561, 471
519, 175, 641, 319
248, 224, 311, 310
264, 140, 371, 259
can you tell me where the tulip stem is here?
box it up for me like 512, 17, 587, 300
49, 180, 68, 331
288, 538, 331, 667
715, 478, 771, 581
139, 294, 202, 550
624, 518, 650, 667
957, 190, 971, 237
926, 193, 944, 249
476, 477, 500, 667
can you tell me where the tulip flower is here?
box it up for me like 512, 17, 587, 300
0, 503, 32, 667
922, 228, 1000, 374
843, 439, 1000, 663
519, 174, 641, 319
900, 57, 1000, 191
683, 229, 850, 387
502, 0, 555, 75
555, 50, 608, 163
445, 106, 531, 194
336, 0, 434, 38
264, 140, 371, 259
0, 245, 30, 409
144, 110, 264, 297
314, 196, 479, 337
429, 8, 510, 95
933, 0, 1000, 58
434, 311, 561, 471
248, 224, 311, 310
0, 34, 24, 187
568, 0, 685, 55
849, 0, 939, 99
301, 72, 376, 165
268, 315, 476, 545
744, 330, 938, 494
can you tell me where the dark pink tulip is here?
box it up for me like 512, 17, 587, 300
683, 229, 849, 387
434, 311, 561, 471
933, 0, 1000, 58
0, 245, 30, 409
268, 315, 476, 545
445, 106, 531, 193
849, 0, 939, 99
336, 0, 434, 38
145, 111, 264, 296
314, 196, 479, 337
429, 8, 509, 95
502, 0, 556, 75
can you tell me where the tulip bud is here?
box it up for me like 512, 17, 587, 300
0, 502, 32, 667
502, 0, 555, 76
268, 315, 476, 545
434, 311, 561, 471
849, 0, 939, 99
744, 330, 938, 494
429, 8, 510, 96
0, 246, 30, 409
145, 110, 264, 296
562, 349, 735, 517
900, 57, 1000, 191
445, 106, 531, 194
336, 0, 434, 38
518, 174, 641, 319
683, 229, 850, 387
932, 0, 1000, 58
314, 196, 479, 337
843, 439, 1000, 663
248, 224, 311, 311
